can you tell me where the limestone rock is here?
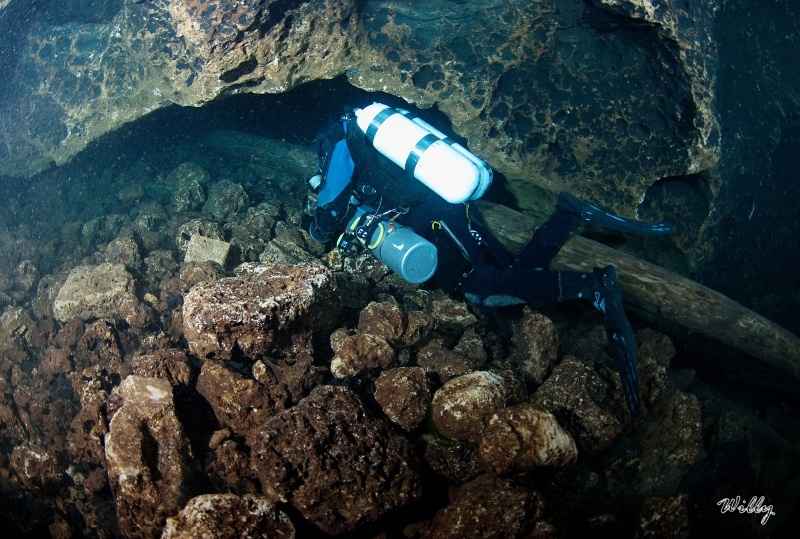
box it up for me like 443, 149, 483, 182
428, 473, 550, 539
533, 356, 627, 455
161, 494, 295, 539
330, 332, 396, 380
183, 235, 231, 267
478, 404, 578, 474
416, 342, 476, 384
195, 360, 288, 444
374, 367, 431, 431
251, 385, 422, 536
182, 263, 339, 361
53, 263, 150, 327
105, 376, 200, 539
202, 180, 249, 220
512, 307, 560, 385
176, 219, 226, 256
431, 371, 508, 443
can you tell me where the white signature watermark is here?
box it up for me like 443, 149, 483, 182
717, 496, 776, 525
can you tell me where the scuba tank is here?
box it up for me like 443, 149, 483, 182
338, 206, 438, 284
354, 103, 493, 204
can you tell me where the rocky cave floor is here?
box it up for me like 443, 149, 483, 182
0, 129, 798, 538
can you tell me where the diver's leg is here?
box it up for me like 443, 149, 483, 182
464, 264, 640, 415
560, 267, 640, 415
557, 191, 673, 235
514, 210, 580, 269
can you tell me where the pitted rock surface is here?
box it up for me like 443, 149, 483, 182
374, 367, 431, 431
251, 385, 422, 536
533, 356, 627, 454
431, 370, 508, 443
195, 359, 288, 444
161, 493, 295, 539
428, 473, 550, 539
329, 332, 396, 380
0, 0, 719, 229
478, 404, 578, 474
105, 376, 200, 539
182, 263, 339, 361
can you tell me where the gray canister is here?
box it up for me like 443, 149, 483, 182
369, 222, 438, 284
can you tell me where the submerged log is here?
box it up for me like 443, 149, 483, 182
475, 200, 800, 382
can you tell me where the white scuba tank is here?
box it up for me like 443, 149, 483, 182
354, 103, 493, 204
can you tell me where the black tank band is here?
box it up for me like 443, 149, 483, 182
365, 107, 396, 143
405, 133, 438, 179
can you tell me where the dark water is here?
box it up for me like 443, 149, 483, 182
1, 0, 799, 537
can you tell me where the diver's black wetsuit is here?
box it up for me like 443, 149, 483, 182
308, 110, 672, 416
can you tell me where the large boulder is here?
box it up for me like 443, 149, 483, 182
105, 376, 201, 539
53, 263, 151, 327
251, 385, 422, 536
182, 263, 339, 362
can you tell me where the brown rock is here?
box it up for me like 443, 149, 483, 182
195, 360, 287, 444
416, 342, 475, 383
374, 367, 431, 431
512, 307, 560, 385
358, 300, 406, 343
431, 371, 507, 443
251, 385, 422, 536
105, 376, 200, 539
205, 438, 260, 495
53, 263, 151, 328
330, 332, 396, 379
478, 404, 577, 474
182, 263, 339, 361
428, 473, 549, 539
161, 494, 294, 539
533, 356, 626, 455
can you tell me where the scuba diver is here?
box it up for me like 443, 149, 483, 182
306, 103, 673, 416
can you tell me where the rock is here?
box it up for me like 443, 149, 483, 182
374, 367, 431, 431
358, 300, 405, 343
251, 385, 422, 536
161, 494, 295, 539
202, 180, 249, 220
258, 237, 319, 267
183, 235, 231, 267
478, 404, 577, 474
179, 261, 226, 287
512, 307, 560, 385
176, 219, 226, 256
223, 203, 283, 262
330, 332, 396, 380
533, 356, 626, 455
0, 305, 33, 353
420, 433, 482, 485
416, 342, 476, 384
105, 376, 201, 539
204, 437, 261, 495
166, 163, 210, 214
182, 263, 339, 362
428, 473, 550, 539
637, 495, 689, 538
195, 360, 288, 444
431, 371, 508, 443
431, 297, 477, 333
452, 327, 488, 368
53, 263, 151, 328
104, 233, 142, 270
